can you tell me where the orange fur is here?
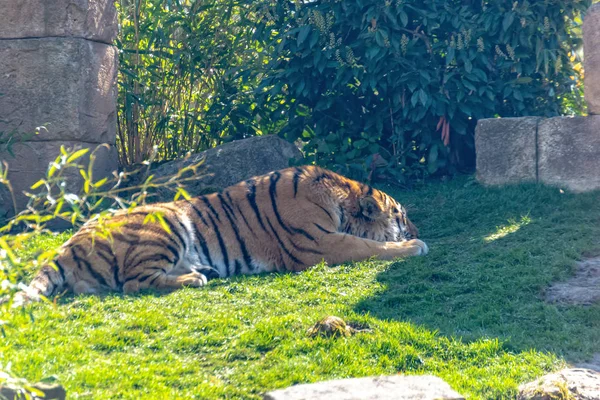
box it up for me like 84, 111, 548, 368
20, 166, 427, 302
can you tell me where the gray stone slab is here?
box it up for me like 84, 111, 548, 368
475, 117, 539, 186
263, 375, 465, 400
0, 0, 117, 44
584, 4, 600, 115
538, 116, 600, 192
0, 37, 117, 145
0, 141, 118, 216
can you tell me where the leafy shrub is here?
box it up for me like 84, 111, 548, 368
257, 0, 589, 182
116, 0, 277, 165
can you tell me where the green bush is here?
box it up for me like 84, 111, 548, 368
258, 0, 589, 182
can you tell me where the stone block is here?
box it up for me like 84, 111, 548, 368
584, 4, 600, 115
0, 38, 117, 145
0, 0, 117, 44
475, 117, 540, 186
538, 116, 600, 192
0, 141, 118, 216
263, 375, 465, 400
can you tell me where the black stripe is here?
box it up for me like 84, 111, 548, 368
53, 260, 67, 282
218, 193, 237, 221
270, 172, 316, 241
124, 266, 165, 283
366, 185, 373, 196
265, 216, 303, 266
314, 223, 334, 234
138, 270, 162, 283
72, 245, 109, 288
124, 223, 180, 249
219, 194, 253, 272
269, 172, 293, 235
290, 240, 324, 255
236, 205, 255, 235
234, 260, 243, 275
162, 215, 187, 251
128, 254, 173, 271
292, 167, 303, 198
309, 200, 334, 222
188, 200, 209, 226
192, 224, 213, 267
314, 172, 332, 184
246, 178, 269, 234
200, 196, 221, 222
125, 241, 179, 271
206, 212, 230, 276
148, 274, 162, 286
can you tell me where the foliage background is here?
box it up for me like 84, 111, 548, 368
117, 0, 589, 181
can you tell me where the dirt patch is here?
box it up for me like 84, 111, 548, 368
575, 353, 600, 373
545, 256, 600, 305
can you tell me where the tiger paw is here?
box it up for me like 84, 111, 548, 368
179, 271, 208, 287
407, 239, 429, 256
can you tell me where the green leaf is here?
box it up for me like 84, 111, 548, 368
66, 148, 90, 164
418, 89, 428, 106
297, 26, 310, 47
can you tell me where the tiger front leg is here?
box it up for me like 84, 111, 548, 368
298, 233, 428, 269
122, 258, 213, 293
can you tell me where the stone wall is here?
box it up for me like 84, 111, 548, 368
0, 0, 119, 217
476, 4, 600, 193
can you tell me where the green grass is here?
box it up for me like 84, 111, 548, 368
2, 176, 600, 399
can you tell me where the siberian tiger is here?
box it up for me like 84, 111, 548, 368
17, 166, 428, 303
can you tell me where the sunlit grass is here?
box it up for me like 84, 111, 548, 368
484, 216, 531, 242
2, 176, 600, 399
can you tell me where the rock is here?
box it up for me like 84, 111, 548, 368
0, 141, 118, 215
0, 382, 66, 400
518, 368, 600, 400
0, 37, 118, 145
306, 316, 371, 338
126, 135, 303, 202
537, 116, 600, 192
0, 0, 117, 44
584, 4, 600, 115
263, 375, 465, 400
475, 117, 540, 186
545, 255, 600, 305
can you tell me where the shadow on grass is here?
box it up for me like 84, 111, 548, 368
356, 178, 600, 362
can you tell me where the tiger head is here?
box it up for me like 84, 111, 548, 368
343, 190, 419, 243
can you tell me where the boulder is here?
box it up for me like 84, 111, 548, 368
584, 4, 600, 115
263, 375, 465, 400
0, 37, 118, 145
475, 117, 540, 186
0, 141, 118, 216
126, 135, 303, 202
537, 116, 600, 192
0, 0, 117, 44
518, 368, 600, 400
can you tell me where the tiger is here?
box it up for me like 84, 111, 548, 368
15, 165, 428, 303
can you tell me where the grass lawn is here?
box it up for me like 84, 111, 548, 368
2, 176, 600, 399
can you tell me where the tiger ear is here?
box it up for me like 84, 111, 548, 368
359, 196, 382, 219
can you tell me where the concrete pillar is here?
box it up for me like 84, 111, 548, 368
0, 0, 119, 218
